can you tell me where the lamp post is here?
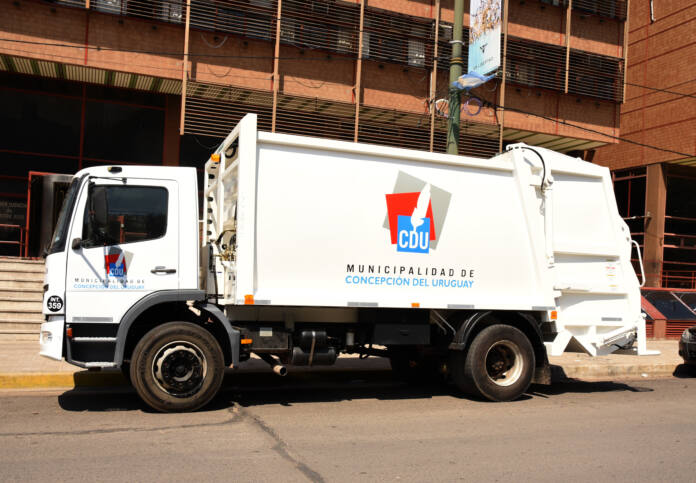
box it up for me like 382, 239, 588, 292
446, 0, 465, 155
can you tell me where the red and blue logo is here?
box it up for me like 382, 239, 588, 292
386, 186, 435, 253
384, 173, 451, 254
104, 252, 127, 277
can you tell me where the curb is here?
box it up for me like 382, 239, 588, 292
550, 362, 681, 381
0, 371, 127, 390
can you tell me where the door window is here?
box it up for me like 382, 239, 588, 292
82, 185, 168, 247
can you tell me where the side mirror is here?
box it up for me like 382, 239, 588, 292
71, 238, 82, 250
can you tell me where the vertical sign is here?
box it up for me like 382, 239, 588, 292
468, 0, 502, 75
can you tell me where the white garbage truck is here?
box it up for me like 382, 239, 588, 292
39, 113, 654, 412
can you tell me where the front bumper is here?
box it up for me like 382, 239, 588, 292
39, 319, 64, 361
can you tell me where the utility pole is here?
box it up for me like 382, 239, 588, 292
446, 0, 465, 155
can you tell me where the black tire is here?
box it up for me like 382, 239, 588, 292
451, 324, 534, 402
130, 322, 224, 413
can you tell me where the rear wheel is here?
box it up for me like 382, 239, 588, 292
451, 324, 534, 401
130, 322, 224, 412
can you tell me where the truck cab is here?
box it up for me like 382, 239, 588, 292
40, 166, 203, 368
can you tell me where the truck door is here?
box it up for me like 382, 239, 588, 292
65, 178, 179, 329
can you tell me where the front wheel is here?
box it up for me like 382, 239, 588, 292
130, 322, 224, 412
451, 324, 534, 402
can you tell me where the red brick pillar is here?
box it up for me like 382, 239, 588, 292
652, 318, 667, 339
644, 163, 666, 287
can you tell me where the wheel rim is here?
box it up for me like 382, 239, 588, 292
484, 340, 523, 387
152, 341, 208, 398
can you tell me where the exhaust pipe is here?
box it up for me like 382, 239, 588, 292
258, 354, 287, 377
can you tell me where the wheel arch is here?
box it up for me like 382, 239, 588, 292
449, 310, 549, 370
114, 290, 239, 367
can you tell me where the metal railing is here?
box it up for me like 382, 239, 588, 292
0, 224, 25, 257
183, 79, 501, 157
660, 271, 696, 290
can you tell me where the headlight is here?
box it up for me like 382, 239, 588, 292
682, 327, 696, 342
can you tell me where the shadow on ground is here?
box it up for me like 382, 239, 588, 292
529, 380, 654, 398
57, 366, 657, 412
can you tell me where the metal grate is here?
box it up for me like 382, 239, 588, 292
568, 49, 623, 101
281, 0, 360, 55
505, 36, 566, 92
184, 80, 500, 158
276, 92, 355, 142
89, 0, 186, 23
432, 117, 500, 158
362, 6, 435, 69
573, 0, 627, 21
55, 0, 88, 8
666, 321, 693, 339
190, 0, 275, 40
184, 81, 272, 138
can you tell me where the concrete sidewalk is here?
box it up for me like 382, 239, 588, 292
0, 339, 688, 390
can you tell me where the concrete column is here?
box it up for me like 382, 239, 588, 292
163, 95, 181, 166
644, 163, 666, 287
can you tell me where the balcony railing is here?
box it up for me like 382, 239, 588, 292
568, 49, 623, 101
50, 0, 625, 102
539, 0, 627, 21
184, 79, 500, 157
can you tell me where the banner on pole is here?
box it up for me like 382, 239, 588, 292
468, 0, 502, 75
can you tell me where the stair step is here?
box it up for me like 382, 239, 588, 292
0, 291, 43, 300
0, 320, 43, 331
0, 299, 43, 311
0, 279, 44, 290
0, 329, 39, 341
0, 312, 44, 322
0, 257, 45, 264
0, 260, 45, 273
0, 273, 44, 283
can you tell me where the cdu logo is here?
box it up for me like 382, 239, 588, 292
104, 247, 133, 278
385, 172, 451, 254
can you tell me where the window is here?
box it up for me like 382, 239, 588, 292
337, 29, 355, 53
82, 186, 168, 247
408, 39, 425, 67
281, 18, 297, 43
48, 177, 83, 255
160, 1, 183, 24
92, 0, 125, 15
362, 31, 371, 58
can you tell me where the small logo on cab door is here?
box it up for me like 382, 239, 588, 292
104, 248, 133, 278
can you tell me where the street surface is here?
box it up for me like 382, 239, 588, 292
0, 368, 694, 482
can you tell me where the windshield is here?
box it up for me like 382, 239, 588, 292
47, 176, 84, 255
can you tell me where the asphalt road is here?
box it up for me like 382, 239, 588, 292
0, 370, 695, 482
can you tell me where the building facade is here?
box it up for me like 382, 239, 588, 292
0, 0, 629, 255
594, 0, 696, 290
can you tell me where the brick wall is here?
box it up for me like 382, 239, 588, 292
594, 1, 696, 169
0, 0, 626, 145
